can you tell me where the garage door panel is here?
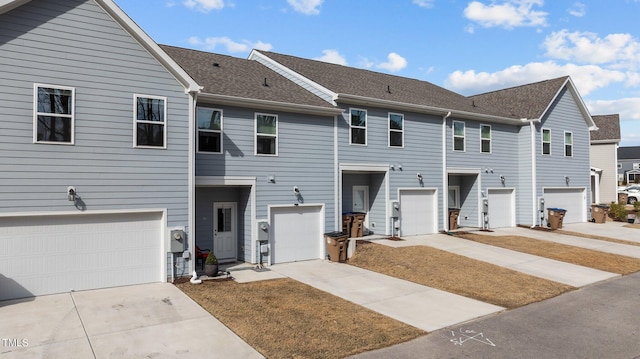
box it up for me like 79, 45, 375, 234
270, 206, 323, 264
488, 189, 515, 228
544, 188, 586, 224
400, 189, 437, 236
0, 212, 162, 300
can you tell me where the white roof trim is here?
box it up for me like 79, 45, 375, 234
198, 93, 343, 116
0, 0, 201, 93
590, 167, 602, 173
540, 77, 596, 130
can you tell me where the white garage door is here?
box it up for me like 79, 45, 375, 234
0, 211, 163, 301
544, 188, 586, 224
399, 189, 438, 236
270, 205, 323, 264
488, 189, 516, 228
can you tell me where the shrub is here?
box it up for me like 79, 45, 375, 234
634, 201, 640, 213
205, 251, 218, 265
609, 201, 628, 222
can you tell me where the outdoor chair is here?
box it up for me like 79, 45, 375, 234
195, 246, 210, 270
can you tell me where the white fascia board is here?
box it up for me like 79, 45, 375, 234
591, 139, 621, 145
0, 0, 30, 14
249, 50, 337, 105
197, 92, 343, 116
96, 0, 201, 94
335, 93, 526, 125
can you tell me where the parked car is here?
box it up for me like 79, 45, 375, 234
618, 185, 640, 204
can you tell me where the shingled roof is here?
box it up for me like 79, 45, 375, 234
468, 77, 570, 120
160, 45, 338, 113
618, 146, 640, 160
590, 114, 621, 142
253, 50, 514, 119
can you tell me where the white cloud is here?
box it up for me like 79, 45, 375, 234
568, 2, 586, 17
587, 98, 640, 121
188, 36, 272, 53
287, 0, 323, 15
445, 61, 625, 96
413, 0, 435, 8
543, 30, 640, 70
357, 57, 374, 69
183, 0, 224, 12
376, 52, 408, 72
463, 0, 548, 29
314, 49, 348, 66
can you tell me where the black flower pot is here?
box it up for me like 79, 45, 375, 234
204, 264, 219, 277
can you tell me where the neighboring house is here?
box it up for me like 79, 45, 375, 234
470, 77, 597, 225
590, 114, 621, 204
0, 0, 200, 300
618, 146, 640, 184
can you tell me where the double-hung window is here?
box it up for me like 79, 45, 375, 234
34, 84, 75, 144
480, 124, 491, 153
197, 107, 222, 153
388, 113, 404, 147
453, 120, 465, 151
564, 131, 573, 157
256, 113, 277, 155
542, 128, 551, 155
350, 108, 367, 145
134, 95, 166, 148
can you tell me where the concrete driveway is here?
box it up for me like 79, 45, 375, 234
0, 283, 262, 359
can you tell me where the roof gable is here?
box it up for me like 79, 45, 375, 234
469, 76, 596, 129
590, 114, 621, 143
1, 0, 200, 93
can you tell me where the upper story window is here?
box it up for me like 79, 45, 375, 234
350, 108, 367, 145
453, 120, 465, 151
480, 124, 491, 153
542, 128, 551, 155
34, 84, 75, 144
256, 113, 277, 155
197, 107, 222, 153
564, 131, 573, 157
134, 95, 166, 148
388, 113, 404, 148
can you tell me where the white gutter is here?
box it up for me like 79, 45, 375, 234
335, 93, 526, 125
442, 111, 451, 231
529, 120, 537, 228
198, 93, 343, 117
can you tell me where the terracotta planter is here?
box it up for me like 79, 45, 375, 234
204, 264, 219, 277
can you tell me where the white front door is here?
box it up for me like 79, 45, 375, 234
352, 185, 369, 232
213, 202, 237, 262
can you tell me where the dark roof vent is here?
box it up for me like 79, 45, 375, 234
387, 85, 391, 94
213, 62, 220, 67
263, 77, 269, 87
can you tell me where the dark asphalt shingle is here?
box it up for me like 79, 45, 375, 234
590, 114, 621, 142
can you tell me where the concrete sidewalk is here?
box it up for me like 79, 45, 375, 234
272, 260, 504, 332
0, 283, 262, 359
483, 226, 640, 259
370, 233, 618, 287
562, 221, 640, 243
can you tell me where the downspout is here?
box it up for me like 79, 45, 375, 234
442, 111, 451, 231
529, 120, 537, 228
334, 115, 339, 231
188, 91, 198, 273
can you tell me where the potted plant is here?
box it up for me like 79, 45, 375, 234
204, 251, 219, 277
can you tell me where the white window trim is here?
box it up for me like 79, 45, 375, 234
452, 120, 465, 152
349, 108, 367, 146
33, 83, 75, 145
564, 130, 573, 157
480, 124, 491, 154
255, 112, 278, 156
541, 128, 551, 155
388, 112, 404, 148
196, 107, 223, 154
133, 94, 167, 149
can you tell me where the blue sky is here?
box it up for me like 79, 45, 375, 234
114, 0, 640, 146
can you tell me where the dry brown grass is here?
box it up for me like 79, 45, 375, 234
625, 223, 640, 229
176, 278, 425, 359
457, 232, 640, 275
348, 242, 573, 309
555, 228, 640, 247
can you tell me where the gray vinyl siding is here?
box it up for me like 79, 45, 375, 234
517, 124, 534, 225
446, 118, 521, 227
0, 0, 190, 226
195, 104, 336, 238
337, 105, 444, 232
536, 88, 591, 218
